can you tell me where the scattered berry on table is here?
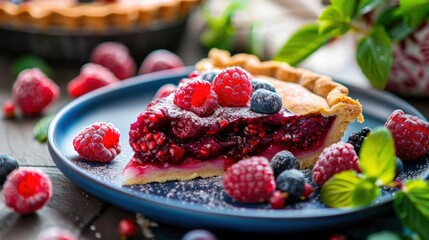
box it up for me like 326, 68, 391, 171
270, 150, 300, 178
200, 70, 220, 83
250, 89, 282, 114
275, 169, 305, 202
182, 229, 217, 240
153, 83, 177, 100
173, 78, 218, 117
73, 122, 121, 162
269, 190, 286, 209
0, 154, 19, 185
251, 79, 276, 93
385, 109, 429, 161
212, 66, 253, 107
3, 100, 16, 118
118, 218, 138, 238
139, 49, 184, 74
3, 168, 52, 214
223, 156, 275, 203
301, 182, 314, 200
36, 227, 78, 240
91, 42, 136, 80
68, 63, 119, 98
12, 68, 60, 116
312, 142, 360, 186
347, 127, 371, 155
395, 157, 404, 178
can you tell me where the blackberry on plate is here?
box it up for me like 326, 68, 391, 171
395, 157, 404, 178
347, 127, 371, 155
275, 169, 305, 202
0, 155, 19, 185
270, 150, 300, 178
250, 89, 282, 114
251, 79, 276, 93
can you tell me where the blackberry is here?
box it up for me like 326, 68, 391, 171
251, 79, 276, 93
0, 155, 19, 185
347, 127, 371, 155
250, 89, 282, 114
395, 157, 404, 178
275, 169, 305, 202
270, 150, 300, 178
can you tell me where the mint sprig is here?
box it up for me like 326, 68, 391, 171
33, 114, 54, 143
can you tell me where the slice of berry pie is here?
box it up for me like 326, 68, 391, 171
123, 49, 364, 185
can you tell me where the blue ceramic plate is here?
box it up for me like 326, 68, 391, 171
48, 67, 429, 233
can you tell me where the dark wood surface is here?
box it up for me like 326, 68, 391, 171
1, 24, 429, 240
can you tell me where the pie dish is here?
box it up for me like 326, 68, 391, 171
123, 49, 364, 185
0, 0, 201, 32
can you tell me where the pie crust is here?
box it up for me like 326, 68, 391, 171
0, 0, 201, 32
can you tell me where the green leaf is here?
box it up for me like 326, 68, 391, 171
33, 114, 54, 143
321, 170, 379, 208
394, 179, 429, 240
273, 23, 336, 66
359, 127, 396, 185
399, 0, 429, 27
367, 231, 402, 240
356, 26, 392, 89
331, 0, 359, 19
12, 55, 52, 77
359, 0, 386, 15
375, 6, 417, 41
318, 6, 351, 35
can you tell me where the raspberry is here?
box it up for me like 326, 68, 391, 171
250, 89, 282, 114
212, 66, 253, 107
173, 79, 219, 117
3, 100, 16, 118
270, 150, 300, 178
153, 83, 176, 100
275, 169, 305, 202
67, 63, 119, 98
36, 227, 78, 240
3, 168, 52, 214
301, 183, 314, 200
12, 68, 59, 116
312, 142, 360, 186
187, 70, 200, 79
223, 156, 275, 203
139, 49, 184, 74
0, 154, 19, 185
118, 219, 138, 238
347, 127, 371, 155
385, 109, 429, 161
91, 42, 136, 80
269, 190, 286, 209
73, 122, 121, 162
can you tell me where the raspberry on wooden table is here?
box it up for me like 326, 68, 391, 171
385, 109, 429, 161
118, 219, 138, 238
3, 168, 52, 214
36, 227, 78, 240
2, 99, 16, 118
223, 156, 275, 203
139, 49, 184, 74
212, 66, 253, 107
73, 122, 121, 162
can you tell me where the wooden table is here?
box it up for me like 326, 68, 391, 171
1, 23, 429, 240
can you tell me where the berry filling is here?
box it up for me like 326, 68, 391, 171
128, 94, 335, 167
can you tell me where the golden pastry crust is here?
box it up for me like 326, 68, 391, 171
0, 0, 201, 32
196, 49, 364, 168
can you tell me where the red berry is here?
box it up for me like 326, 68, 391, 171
91, 42, 136, 80
385, 109, 429, 161
118, 219, 137, 237
173, 79, 219, 117
188, 70, 200, 79
12, 68, 59, 116
223, 156, 275, 203
269, 190, 286, 209
312, 142, 360, 186
73, 122, 121, 162
301, 183, 314, 200
36, 227, 78, 240
139, 49, 184, 74
212, 66, 252, 107
3, 168, 52, 214
68, 63, 119, 98
153, 83, 176, 100
3, 100, 16, 118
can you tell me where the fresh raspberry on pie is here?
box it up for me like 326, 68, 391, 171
212, 66, 252, 107
73, 122, 121, 162
12, 68, 59, 116
223, 156, 275, 203
91, 42, 136, 80
173, 78, 219, 117
312, 142, 360, 186
3, 168, 52, 214
385, 109, 429, 161
68, 63, 119, 98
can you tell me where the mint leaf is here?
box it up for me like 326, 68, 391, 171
375, 6, 417, 41
359, 0, 386, 15
367, 231, 402, 240
12, 55, 52, 77
394, 179, 429, 240
321, 170, 379, 208
399, 0, 429, 27
274, 23, 335, 66
331, 0, 359, 19
33, 114, 54, 143
356, 26, 392, 89
359, 127, 396, 185
318, 6, 350, 35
